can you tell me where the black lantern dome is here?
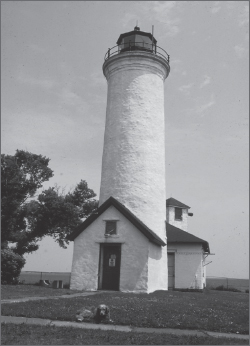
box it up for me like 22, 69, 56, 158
116, 26, 157, 53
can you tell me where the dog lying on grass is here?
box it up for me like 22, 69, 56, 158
76, 304, 113, 324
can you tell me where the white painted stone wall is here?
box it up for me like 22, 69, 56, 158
99, 52, 170, 242
70, 206, 151, 292
167, 206, 189, 232
202, 253, 207, 288
168, 243, 204, 289
148, 242, 168, 292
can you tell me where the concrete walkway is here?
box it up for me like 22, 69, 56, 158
1, 291, 98, 304
1, 315, 249, 340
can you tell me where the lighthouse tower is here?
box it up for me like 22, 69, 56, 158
68, 26, 171, 293
99, 26, 170, 241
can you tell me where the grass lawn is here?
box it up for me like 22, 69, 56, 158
1, 284, 83, 300
1, 285, 249, 335
1, 323, 249, 345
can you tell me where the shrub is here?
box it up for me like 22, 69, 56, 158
213, 285, 241, 292
1, 249, 26, 284
227, 287, 241, 292
173, 288, 203, 293
245, 289, 249, 293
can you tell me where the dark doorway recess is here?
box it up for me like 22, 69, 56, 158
99, 244, 121, 291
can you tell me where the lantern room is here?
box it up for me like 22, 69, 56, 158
116, 26, 157, 53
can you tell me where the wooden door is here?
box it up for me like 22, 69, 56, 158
101, 245, 121, 291
168, 253, 175, 289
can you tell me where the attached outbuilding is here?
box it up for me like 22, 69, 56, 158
166, 198, 210, 290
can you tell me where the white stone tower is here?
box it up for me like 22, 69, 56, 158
99, 26, 170, 240
68, 27, 171, 294
99, 27, 170, 291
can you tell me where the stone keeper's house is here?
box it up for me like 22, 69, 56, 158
67, 196, 210, 292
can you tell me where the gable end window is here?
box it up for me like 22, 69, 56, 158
175, 207, 182, 221
105, 221, 117, 235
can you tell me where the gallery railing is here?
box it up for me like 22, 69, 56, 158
104, 42, 170, 64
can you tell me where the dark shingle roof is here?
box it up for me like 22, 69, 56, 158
67, 197, 166, 246
166, 197, 190, 209
166, 222, 210, 253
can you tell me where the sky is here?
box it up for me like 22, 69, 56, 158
1, 1, 249, 279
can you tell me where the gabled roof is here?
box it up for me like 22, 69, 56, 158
166, 222, 210, 253
166, 197, 190, 209
67, 196, 166, 246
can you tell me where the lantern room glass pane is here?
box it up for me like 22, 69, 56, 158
119, 35, 135, 51
119, 34, 154, 52
134, 34, 152, 50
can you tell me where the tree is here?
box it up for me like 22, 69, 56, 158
24, 181, 98, 251
1, 150, 98, 259
1, 150, 54, 252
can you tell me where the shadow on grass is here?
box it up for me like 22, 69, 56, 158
1, 323, 249, 345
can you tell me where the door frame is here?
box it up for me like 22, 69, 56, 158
167, 251, 176, 289
98, 243, 121, 290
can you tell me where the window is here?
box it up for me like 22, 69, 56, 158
105, 221, 117, 235
175, 207, 182, 221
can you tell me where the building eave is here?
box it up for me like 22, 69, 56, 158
166, 222, 210, 253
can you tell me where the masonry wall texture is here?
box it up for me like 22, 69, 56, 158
148, 242, 168, 292
168, 243, 204, 289
99, 52, 170, 242
70, 206, 151, 292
